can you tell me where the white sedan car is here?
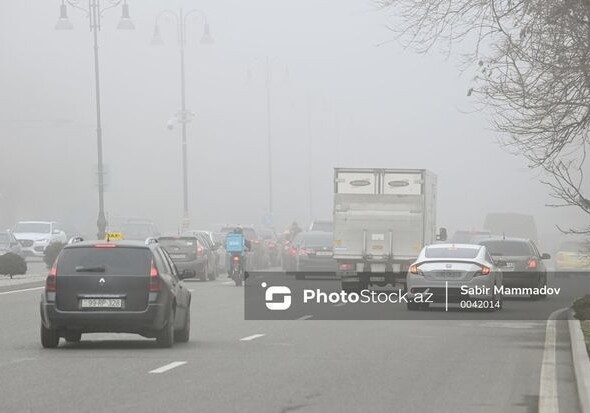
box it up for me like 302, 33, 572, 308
406, 244, 503, 311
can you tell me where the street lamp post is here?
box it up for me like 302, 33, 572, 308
55, 0, 134, 240
152, 9, 213, 232
248, 58, 288, 223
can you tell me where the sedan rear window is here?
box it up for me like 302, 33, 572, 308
479, 241, 532, 256
425, 246, 479, 259
58, 247, 152, 275
159, 237, 198, 247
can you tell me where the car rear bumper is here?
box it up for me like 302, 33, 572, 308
40, 301, 169, 334
173, 259, 207, 275
406, 276, 496, 302
298, 257, 337, 273
502, 272, 541, 288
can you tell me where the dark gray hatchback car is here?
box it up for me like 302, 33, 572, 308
40, 240, 192, 348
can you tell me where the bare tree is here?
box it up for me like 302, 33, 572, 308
380, 0, 590, 233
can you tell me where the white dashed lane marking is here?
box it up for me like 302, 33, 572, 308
149, 361, 187, 374
240, 334, 265, 341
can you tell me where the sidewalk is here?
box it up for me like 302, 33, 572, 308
0, 273, 46, 289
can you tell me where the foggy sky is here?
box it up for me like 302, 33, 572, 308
0, 0, 586, 246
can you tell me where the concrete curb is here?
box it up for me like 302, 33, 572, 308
569, 310, 590, 413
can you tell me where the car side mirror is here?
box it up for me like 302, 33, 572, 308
436, 227, 448, 242
179, 269, 195, 280
541, 253, 551, 260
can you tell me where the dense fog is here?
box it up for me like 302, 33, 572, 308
1, 0, 585, 247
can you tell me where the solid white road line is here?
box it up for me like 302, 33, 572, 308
539, 307, 568, 413
0, 286, 44, 296
240, 334, 266, 341
149, 361, 187, 374
297, 315, 313, 320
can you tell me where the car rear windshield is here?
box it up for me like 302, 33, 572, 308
302, 233, 333, 247
425, 246, 480, 259
58, 247, 152, 275
479, 241, 532, 256
14, 223, 50, 233
159, 237, 198, 247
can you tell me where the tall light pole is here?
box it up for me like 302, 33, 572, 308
55, 0, 135, 240
248, 58, 288, 224
152, 9, 213, 232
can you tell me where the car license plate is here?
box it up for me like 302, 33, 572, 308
316, 251, 332, 256
170, 254, 186, 259
371, 263, 386, 273
80, 298, 123, 308
503, 262, 515, 271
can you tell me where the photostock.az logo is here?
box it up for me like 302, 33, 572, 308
262, 282, 292, 311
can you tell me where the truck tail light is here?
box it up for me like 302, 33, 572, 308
149, 262, 161, 292
339, 262, 354, 271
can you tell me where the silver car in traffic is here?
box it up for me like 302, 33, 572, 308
406, 244, 503, 311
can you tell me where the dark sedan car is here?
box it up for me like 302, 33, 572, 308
40, 240, 192, 348
294, 231, 336, 280
478, 237, 550, 299
159, 235, 213, 281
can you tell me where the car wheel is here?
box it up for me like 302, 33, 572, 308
175, 308, 190, 343
65, 332, 82, 343
40, 324, 60, 348
156, 307, 175, 348
200, 263, 208, 282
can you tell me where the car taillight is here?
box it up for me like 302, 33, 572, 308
480, 266, 491, 275
299, 248, 313, 256
149, 263, 161, 292
527, 259, 537, 269
289, 248, 297, 256
339, 262, 354, 271
268, 242, 276, 248
409, 264, 421, 275
232, 255, 240, 262
46, 264, 57, 292
253, 240, 260, 245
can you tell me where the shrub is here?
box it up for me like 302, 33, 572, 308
0, 253, 27, 279
574, 295, 590, 321
43, 242, 65, 269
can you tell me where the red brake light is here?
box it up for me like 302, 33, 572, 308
149, 262, 160, 292
409, 264, 421, 275
289, 248, 297, 256
480, 266, 491, 275
95, 244, 117, 248
46, 264, 57, 292
339, 262, 354, 271
527, 259, 537, 269
232, 255, 240, 262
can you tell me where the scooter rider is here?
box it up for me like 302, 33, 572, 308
226, 227, 251, 276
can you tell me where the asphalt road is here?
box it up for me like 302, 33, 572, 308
0, 272, 581, 413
